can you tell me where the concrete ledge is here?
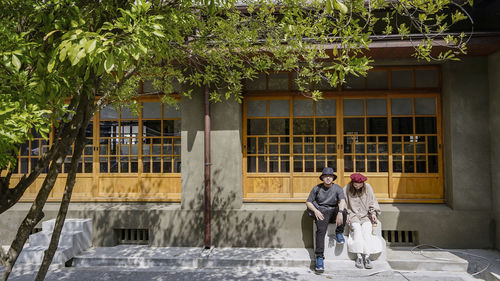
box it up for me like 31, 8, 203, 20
386, 248, 468, 272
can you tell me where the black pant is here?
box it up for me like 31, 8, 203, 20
314, 206, 346, 257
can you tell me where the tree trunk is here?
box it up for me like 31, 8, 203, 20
1, 158, 62, 281
35, 102, 91, 281
1, 93, 90, 281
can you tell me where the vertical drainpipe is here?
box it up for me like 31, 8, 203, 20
204, 84, 211, 249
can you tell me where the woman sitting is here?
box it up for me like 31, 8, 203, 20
344, 173, 383, 269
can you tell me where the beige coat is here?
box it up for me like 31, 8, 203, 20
344, 183, 381, 224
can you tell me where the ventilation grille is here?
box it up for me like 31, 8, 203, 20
382, 230, 418, 246
116, 229, 149, 245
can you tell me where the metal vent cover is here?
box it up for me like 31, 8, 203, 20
116, 228, 150, 245
382, 230, 418, 246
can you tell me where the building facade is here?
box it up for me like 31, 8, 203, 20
2, 39, 500, 250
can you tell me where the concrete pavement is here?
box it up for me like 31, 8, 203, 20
0, 246, 498, 280
0, 265, 481, 281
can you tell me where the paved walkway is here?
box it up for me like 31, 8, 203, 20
0, 247, 498, 281
0, 266, 481, 281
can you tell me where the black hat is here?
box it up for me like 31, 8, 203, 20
319, 167, 337, 181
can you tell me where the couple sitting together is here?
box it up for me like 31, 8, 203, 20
306, 167, 383, 273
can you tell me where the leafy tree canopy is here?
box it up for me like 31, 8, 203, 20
0, 0, 472, 170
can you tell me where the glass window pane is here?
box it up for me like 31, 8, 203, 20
392, 117, 413, 134
367, 117, 387, 134
120, 121, 139, 137
393, 155, 402, 172
416, 155, 426, 173
270, 119, 289, 135
391, 98, 413, 115
344, 118, 364, 134
163, 157, 172, 173
428, 136, 438, 153
429, 156, 438, 173
415, 98, 436, 115
258, 156, 267, 172
315, 118, 336, 135
164, 103, 181, 118
366, 70, 388, 89
120, 107, 135, 119
174, 157, 181, 173
100, 121, 118, 137
143, 102, 162, 119
415, 69, 438, 88
379, 156, 388, 172
269, 156, 279, 172
268, 73, 289, 90
163, 120, 181, 136
100, 106, 119, 120
246, 74, 266, 91
391, 70, 413, 89
247, 100, 267, 117
269, 100, 289, 117
144, 121, 161, 137
293, 119, 312, 135
344, 155, 353, 172
305, 155, 314, 172
143, 157, 150, 173
343, 74, 365, 89
404, 155, 414, 173
415, 117, 437, 134
281, 156, 289, 172
293, 100, 313, 117
327, 156, 337, 171
366, 99, 387, 116
294, 156, 303, 172
247, 156, 256, 172
131, 158, 138, 173
316, 99, 336, 116
343, 99, 364, 116
247, 119, 267, 135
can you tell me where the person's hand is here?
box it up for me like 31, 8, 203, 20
370, 215, 377, 224
314, 209, 324, 221
335, 212, 343, 226
346, 216, 351, 225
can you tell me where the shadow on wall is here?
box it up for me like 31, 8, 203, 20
87, 167, 286, 248
211, 168, 284, 248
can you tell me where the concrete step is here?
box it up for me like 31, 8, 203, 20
386, 247, 469, 272
72, 245, 392, 273
29, 231, 86, 249
16, 245, 75, 264
42, 218, 92, 238
313, 221, 387, 261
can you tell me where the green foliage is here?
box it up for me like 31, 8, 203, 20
0, 0, 473, 170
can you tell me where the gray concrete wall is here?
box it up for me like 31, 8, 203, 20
489, 51, 500, 250
442, 58, 492, 211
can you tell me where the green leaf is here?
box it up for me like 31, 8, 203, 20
104, 53, 115, 73
47, 58, 56, 73
85, 39, 97, 53
84, 67, 90, 81
11, 54, 21, 71
333, 0, 348, 14
59, 47, 68, 62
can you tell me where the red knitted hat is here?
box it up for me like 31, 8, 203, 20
350, 173, 367, 183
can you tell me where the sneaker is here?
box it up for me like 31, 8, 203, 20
335, 233, 345, 244
355, 257, 363, 269
315, 256, 324, 272
364, 257, 373, 269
